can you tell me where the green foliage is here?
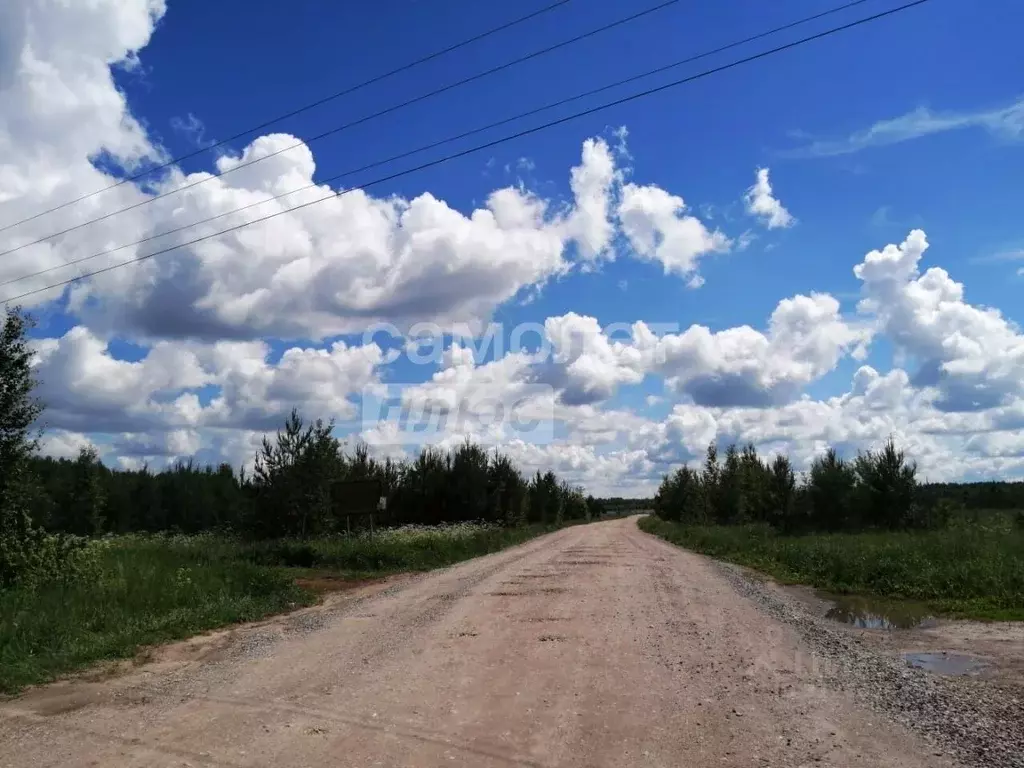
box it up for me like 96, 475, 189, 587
0, 525, 96, 591
561, 482, 588, 522
585, 495, 608, 519
0, 534, 311, 692
250, 409, 345, 538
654, 437, 935, 534
853, 438, 918, 529
654, 466, 704, 523
0, 308, 41, 481
528, 470, 562, 525
918, 480, 1024, 511
765, 454, 796, 530
639, 515, 1024, 619
808, 448, 857, 530
247, 521, 560, 572
1, 308, 93, 589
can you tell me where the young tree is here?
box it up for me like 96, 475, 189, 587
718, 444, 744, 524
250, 409, 343, 538
488, 453, 527, 527
585, 495, 607, 520
449, 440, 491, 522
528, 471, 561, 525
853, 437, 918, 529
397, 447, 451, 525
654, 466, 704, 523
559, 481, 588, 522
808, 448, 857, 530
0, 309, 41, 510
70, 446, 107, 535
739, 444, 770, 523
0, 308, 45, 585
0, 308, 91, 586
701, 442, 721, 522
766, 454, 797, 531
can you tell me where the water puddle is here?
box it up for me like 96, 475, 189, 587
819, 592, 938, 630
903, 652, 987, 676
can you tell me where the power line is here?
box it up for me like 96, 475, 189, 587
0, 0, 573, 237
0, 0, 878, 291
3, 0, 934, 307
0, 0, 684, 260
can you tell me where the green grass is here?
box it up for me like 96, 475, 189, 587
246, 521, 563, 572
0, 534, 313, 694
639, 515, 1024, 621
0, 522, 566, 693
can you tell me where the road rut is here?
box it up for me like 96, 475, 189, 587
0, 517, 956, 767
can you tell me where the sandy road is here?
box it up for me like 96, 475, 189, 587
0, 518, 956, 767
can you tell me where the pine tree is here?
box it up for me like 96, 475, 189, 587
701, 443, 720, 522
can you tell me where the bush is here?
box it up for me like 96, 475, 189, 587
1, 502, 96, 589
251, 541, 319, 568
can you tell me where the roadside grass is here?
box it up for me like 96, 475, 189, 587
638, 514, 1024, 621
0, 522, 566, 693
246, 522, 560, 571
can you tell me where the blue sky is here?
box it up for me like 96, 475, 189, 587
2, 0, 1024, 493
122, 0, 1023, 325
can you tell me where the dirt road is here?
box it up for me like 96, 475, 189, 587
0, 518, 955, 767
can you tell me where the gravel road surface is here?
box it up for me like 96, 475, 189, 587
0, 518, 962, 767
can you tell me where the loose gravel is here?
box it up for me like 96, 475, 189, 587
715, 560, 1024, 768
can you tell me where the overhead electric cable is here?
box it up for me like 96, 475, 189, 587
2, 0, 934, 306
0, 0, 573, 235
0, 0, 683, 259
0, 0, 878, 291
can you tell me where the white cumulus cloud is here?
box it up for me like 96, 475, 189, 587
744, 168, 795, 229
617, 182, 730, 278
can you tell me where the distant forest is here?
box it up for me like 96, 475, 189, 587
24, 440, 1021, 541
21, 410, 605, 540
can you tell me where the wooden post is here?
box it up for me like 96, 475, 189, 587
369, 513, 374, 540
346, 515, 351, 538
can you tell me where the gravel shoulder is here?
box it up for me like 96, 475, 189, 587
0, 517, 976, 767
709, 551, 1024, 768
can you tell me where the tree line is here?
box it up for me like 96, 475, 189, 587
0, 308, 599, 588
19, 411, 600, 540
917, 480, 1024, 511
599, 497, 653, 514
652, 439, 958, 533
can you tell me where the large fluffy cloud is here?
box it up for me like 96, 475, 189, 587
66, 134, 630, 340
854, 230, 1024, 412
0, 0, 165, 294
641, 292, 868, 406
509, 294, 868, 409
617, 182, 730, 279
0, 0, 631, 339
31, 327, 384, 434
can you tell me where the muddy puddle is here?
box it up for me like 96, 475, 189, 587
819, 592, 938, 630
902, 651, 988, 676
